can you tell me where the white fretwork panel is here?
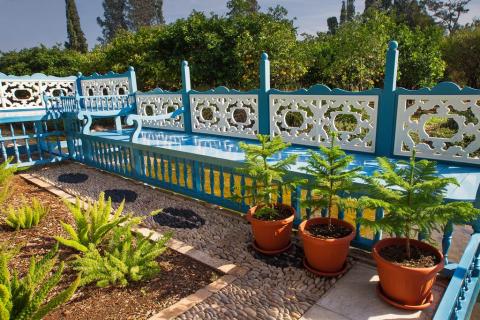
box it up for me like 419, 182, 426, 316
270, 95, 378, 153
136, 94, 184, 131
0, 80, 76, 109
190, 94, 259, 138
394, 95, 480, 164
81, 77, 130, 96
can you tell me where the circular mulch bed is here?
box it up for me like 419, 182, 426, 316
153, 207, 206, 229
103, 189, 138, 203
248, 242, 304, 269
57, 173, 89, 184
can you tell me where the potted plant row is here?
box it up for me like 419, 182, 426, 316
235, 134, 480, 310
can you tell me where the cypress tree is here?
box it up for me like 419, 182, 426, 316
340, 1, 347, 24
227, 0, 260, 17
65, 0, 88, 53
97, 0, 129, 43
346, 0, 356, 20
327, 17, 339, 34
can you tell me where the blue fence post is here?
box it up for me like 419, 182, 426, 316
375, 40, 399, 157
127, 66, 138, 93
259, 52, 271, 135
63, 116, 75, 159
442, 220, 454, 265
181, 61, 192, 134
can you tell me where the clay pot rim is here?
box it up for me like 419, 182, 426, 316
247, 204, 295, 224
372, 237, 444, 272
299, 217, 356, 243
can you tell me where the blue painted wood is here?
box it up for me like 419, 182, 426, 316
259, 52, 270, 135
181, 61, 193, 134
443, 221, 454, 265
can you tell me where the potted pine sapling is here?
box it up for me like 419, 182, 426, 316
234, 135, 299, 254
300, 132, 361, 276
358, 150, 480, 310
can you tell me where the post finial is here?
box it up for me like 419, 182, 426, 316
261, 52, 269, 60
76, 72, 82, 77
182, 61, 189, 67
128, 66, 135, 71
388, 40, 398, 50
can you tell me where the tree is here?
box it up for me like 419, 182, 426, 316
127, 0, 165, 31
227, 0, 260, 17
97, 0, 129, 43
392, 0, 435, 29
365, 0, 378, 11
65, 0, 88, 53
347, 0, 356, 20
442, 25, 480, 88
340, 1, 347, 24
424, 0, 471, 33
327, 16, 339, 34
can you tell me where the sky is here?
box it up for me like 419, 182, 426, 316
0, 0, 479, 52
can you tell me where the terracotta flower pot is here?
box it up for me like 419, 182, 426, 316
372, 238, 444, 309
299, 217, 355, 275
246, 204, 295, 254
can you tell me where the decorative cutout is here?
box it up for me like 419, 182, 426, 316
80, 77, 130, 96
269, 95, 378, 152
190, 94, 259, 138
136, 94, 184, 131
394, 95, 480, 164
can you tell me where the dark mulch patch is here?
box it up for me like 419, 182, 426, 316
2, 177, 221, 320
104, 189, 138, 203
153, 207, 205, 229
306, 222, 352, 239
58, 173, 89, 184
248, 242, 304, 269
380, 244, 440, 268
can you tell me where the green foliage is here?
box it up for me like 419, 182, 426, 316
0, 244, 80, 320
301, 132, 362, 225
74, 226, 172, 287
0, 159, 16, 207
55, 192, 131, 252
234, 135, 299, 220
65, 0, 88, 53
227, 0, 260, 17
358, 150, 480, 258
4, 198, 49, 230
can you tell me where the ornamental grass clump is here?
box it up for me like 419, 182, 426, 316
74, 225, 172, 287
4, 198, 50, 230
358, 150, 480, 266
0, 244, 80, 320
55, 192, 131, 252
234, 134, 299, 220
301, 132, 361, 238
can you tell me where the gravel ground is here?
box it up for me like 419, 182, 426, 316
32, 162, 355, 320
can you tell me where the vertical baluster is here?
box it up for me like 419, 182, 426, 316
117, 146, 125, 174
183, 158, 188, 188
219, 167, 225, 199
175, 157, 180, 186
240, 174, 246, 208
107, 143, 114, 170
140, 150, 147, 178
200, 162, 206, 193
305, 189, 312, 220
153, 153, 159, 180
146, 151, 152, 178
9, 123, 20, 163
442, 220, 454, 265
321, 207, 328, 218
53, 120, 62, 155
374, 207, 384, 243
34, 122, 44, 161
209, 164, 215, 195
291, 186, 302, 226
21, 123, 32, 163
160, 154, 166, 182
167, 155, 173, 185
0, 128, 8, 162
355, 208, 363, 242
192, 160, 201, 192
112, 144, 119, 172
229, 170, 235, 200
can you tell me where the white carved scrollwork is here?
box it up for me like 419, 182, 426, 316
269, 95, 378, 152
190, 94, 259, 138
136, 94, 184, 131
394, 95, 480, 164
0, 79, 76, 109
80, 77, 130, 96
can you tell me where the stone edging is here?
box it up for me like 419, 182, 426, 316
19, 173, 249, 320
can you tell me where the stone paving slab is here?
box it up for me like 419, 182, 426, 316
301, 263, 446, 320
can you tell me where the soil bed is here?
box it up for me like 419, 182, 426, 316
379, 244, 440, 268
306, 222, 352, 239
253, 203, 293, 221
1, 176, 220, 320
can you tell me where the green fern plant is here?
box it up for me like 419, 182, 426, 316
358, 150, 480, 259
74, 225, 172, 287
233, 134, 300, 220
301, 132, 362, 228
55, 192, 131, 252
0, 158, 17, 206
4, 198, 50, 230
0, 243, 80, 320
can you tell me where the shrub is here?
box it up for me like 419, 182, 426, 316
4, 198, 50, 230
0, 159, 17, 206
55, 192, 131, 252
74, 225, 172, 287
0, 244, 80, 320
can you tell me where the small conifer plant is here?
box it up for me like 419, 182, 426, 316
4, 198, 50, 230
0, 244, 80, 320
74, 225, 172, 287
358, 150, 480, 261
301, 132, 361, 235
234, 134, 299, 220
55, 192, 131, 252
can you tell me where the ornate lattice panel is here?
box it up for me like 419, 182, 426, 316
80, 77, 130, 96
269, 95, 378, 152
394, 95, 480, 164
190, 94, 259, 138
136, 94, 184, 131
0, 79, 75, 109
